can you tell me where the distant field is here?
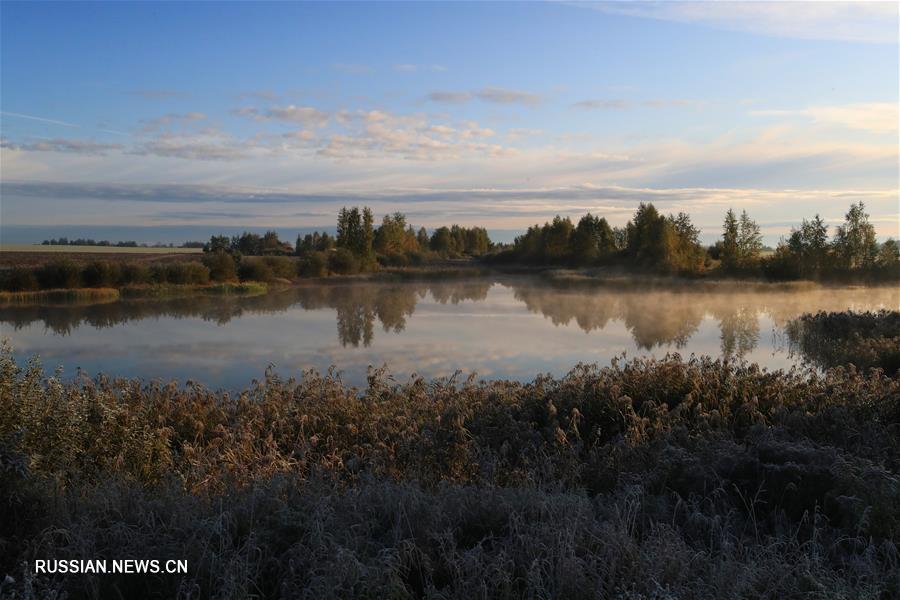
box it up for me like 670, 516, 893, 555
0, 246, 203, 269
0, 244, 202, 254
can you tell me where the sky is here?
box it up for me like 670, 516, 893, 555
1, 1, 898, 245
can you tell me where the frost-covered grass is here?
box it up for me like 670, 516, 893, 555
2, 343, 898, 598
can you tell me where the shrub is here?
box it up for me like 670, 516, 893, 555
0, 268, 39, 292
328, 248, 359, 275
378, 252, 410, 268
81, 261, 121, 288
148, 263, 167, 284
406, 250, 425, 266
164, 262, 210, 285
119, 263, 152, 285
36, 259, 81, 289
787, 310, 900, 374
299, 252, 328, 277
238, 258, 274, 282
201, 252, 237, 282
260, 255, 295, 279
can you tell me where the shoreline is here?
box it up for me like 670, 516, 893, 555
2, 266, 898, 305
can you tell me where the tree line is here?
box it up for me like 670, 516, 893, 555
496, 201, 898, 280
202, 207, 492, 274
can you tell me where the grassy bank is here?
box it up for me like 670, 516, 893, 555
787, 310, 900, 374
0, 287, 121, 304
120, 281, 268, 298
0, 282, 268, 303
1, 345, 898, 598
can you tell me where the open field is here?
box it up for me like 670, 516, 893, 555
0, 247, 202, 268
0, 244, 202, 254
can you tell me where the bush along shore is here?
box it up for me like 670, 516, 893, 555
1, 344, 899, 598
786, 310, 900, 375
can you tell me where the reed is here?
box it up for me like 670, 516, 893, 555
2, 344, 898, 598
0, 287, 120, 304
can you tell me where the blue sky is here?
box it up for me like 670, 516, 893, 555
1, 1, 897, 244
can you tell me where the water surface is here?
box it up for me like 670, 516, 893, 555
2, 277, 897, 389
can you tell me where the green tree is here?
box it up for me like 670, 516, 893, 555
833, 202, 878, 270
786, 214, 829, 277
374, 212, 417, 255
877, 238, 899, 268
336, 206, 375, 267
721, 209, 739, 271
204, 235, 231, 254
571, 213, 615, 264
429, 227, 454, 256
416, 227, 429, 250
260, 230, 290, 255
737, 210, 762, 269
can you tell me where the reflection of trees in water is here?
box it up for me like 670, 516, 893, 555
512, 285, 702, 350
717, 307, 759, 361
0, 280, 493, 348
292, 282, 490, 347
429, 281, 491, 305
509, 282, 898, 356
0, 293, 301, 336
2, 280, 894, 353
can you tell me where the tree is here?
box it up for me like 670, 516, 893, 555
232, 232, 263, 256
430, 227, 454, 256
336, 206, 375, 266
362, 208, 375, 264
737, 210, 762, 269
667, 212, 705, 273
296, 232, 334, 255
877, 238, 899, 268
204, 235, 231, 254
262, 230, 290, 255
626, 203, 668, 266
571, 213, 615, 264
721, 209, 739, 271
416, 227, 429, 250
786, 214, 829, 277
374, 212, 417, 255
833, 202, 878, 270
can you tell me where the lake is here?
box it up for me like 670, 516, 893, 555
1, 277, 897, 389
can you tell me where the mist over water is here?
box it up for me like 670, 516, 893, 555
1, 277, 897, 389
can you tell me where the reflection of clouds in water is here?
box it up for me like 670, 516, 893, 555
2, 278, 897, 389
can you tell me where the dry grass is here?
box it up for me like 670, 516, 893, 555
0, 245, 202, 254
0, 287, 120, 304
1, 344, 898, 598
0, 250, 202, 270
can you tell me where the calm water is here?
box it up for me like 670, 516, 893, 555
1, 277, 897, 389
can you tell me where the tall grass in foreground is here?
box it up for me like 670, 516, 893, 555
1, 344, 898, 598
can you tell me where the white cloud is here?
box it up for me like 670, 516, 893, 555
474, 87, 542, 106
132, 130, 251, 161
426, 91, 472, 104
426, 87, 542, 106
140, 112, 206, 132
234, 105, 330, 127
583, 1, 899, 44
0, 137, 123, 155
574, 98, 702, 110
752, 103, 898, 134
